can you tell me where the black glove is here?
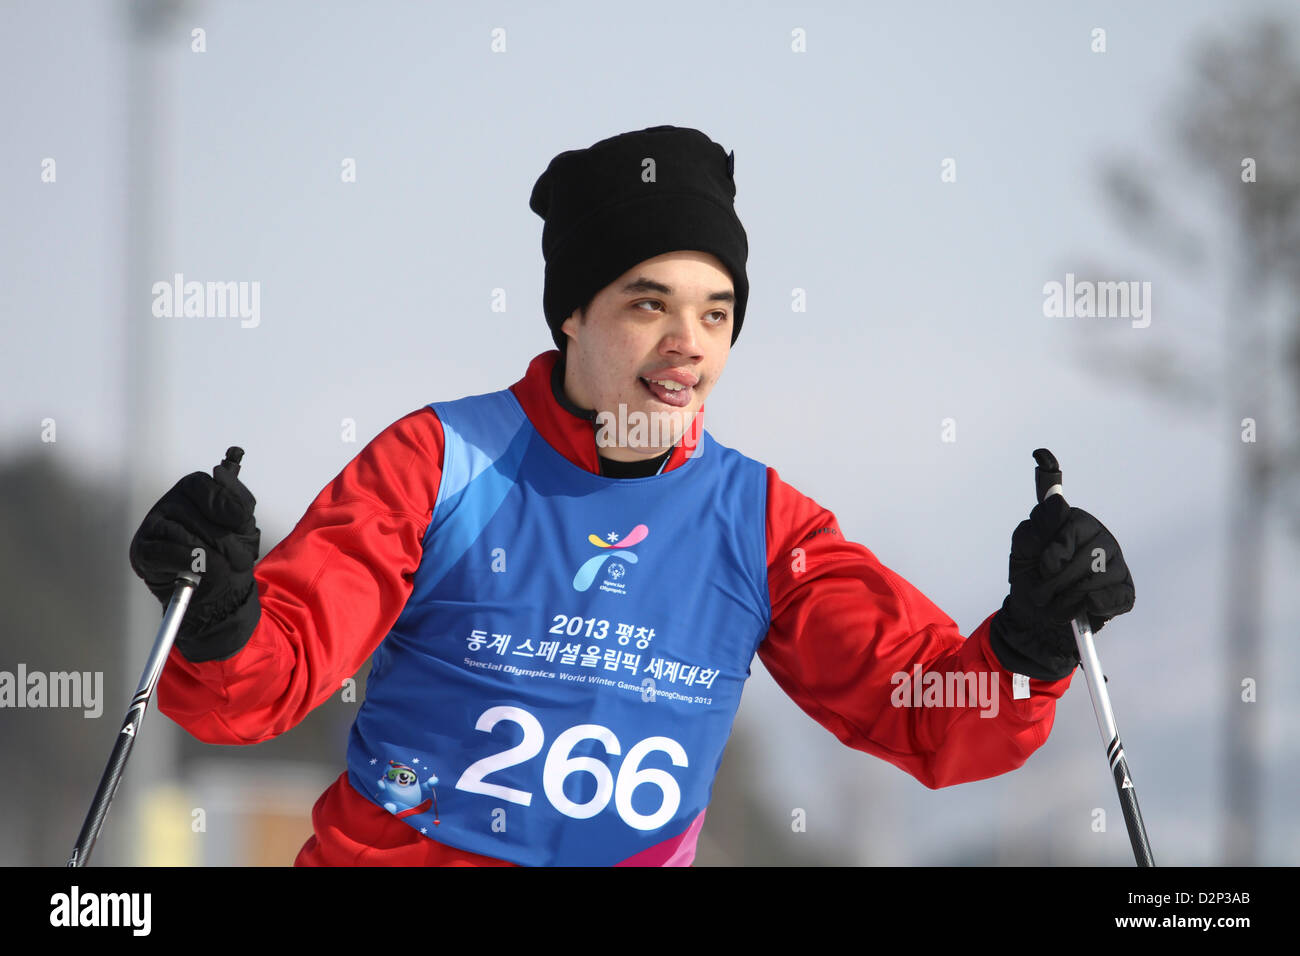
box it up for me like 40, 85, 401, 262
989, 494, 1135, 681
129, 448, 262, 662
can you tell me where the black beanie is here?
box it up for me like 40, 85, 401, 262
529, 125, 749, 353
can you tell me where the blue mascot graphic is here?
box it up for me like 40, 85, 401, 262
377, 759, 440, 824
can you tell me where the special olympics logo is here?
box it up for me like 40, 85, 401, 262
572, 524, 648, 592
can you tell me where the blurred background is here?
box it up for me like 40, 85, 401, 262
3, 0, 1298, 866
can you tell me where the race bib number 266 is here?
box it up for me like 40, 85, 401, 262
454, 705, 689, 831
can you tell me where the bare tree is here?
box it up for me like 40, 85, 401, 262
1073, 17, 1300, 865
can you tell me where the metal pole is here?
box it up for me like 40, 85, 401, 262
1032, 448, 1155, 866
69, 571, 200, 867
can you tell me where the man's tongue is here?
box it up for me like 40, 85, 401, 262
640, 376, 692, 408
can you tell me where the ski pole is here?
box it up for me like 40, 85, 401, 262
1032, 447, 1155, 867
67, 570, 199, 866
68, 446, 244, 866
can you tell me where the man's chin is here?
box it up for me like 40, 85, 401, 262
594, 400, 696, 453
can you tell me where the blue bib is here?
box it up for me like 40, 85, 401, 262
345, 389, 771, 865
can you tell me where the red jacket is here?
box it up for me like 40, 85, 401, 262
156, 350, 1072, 865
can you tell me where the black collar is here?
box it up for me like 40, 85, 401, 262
550, 353, 598, 423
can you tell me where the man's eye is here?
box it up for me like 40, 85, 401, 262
634, 301, 727, 323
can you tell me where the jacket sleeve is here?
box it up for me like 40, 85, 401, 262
756, 466, 1073, 789
155, 407, 445, 745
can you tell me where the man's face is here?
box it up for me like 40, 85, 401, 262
560, 251, 734, 462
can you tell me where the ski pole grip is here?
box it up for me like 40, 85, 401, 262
220, 446, 244, 479
1033, 447, 1064, 504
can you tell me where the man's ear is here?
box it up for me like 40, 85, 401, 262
560, 306, 585, 341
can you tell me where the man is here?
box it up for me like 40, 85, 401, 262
130, 126, 1135, 866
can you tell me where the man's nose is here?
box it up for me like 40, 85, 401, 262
661, 312, 703, 355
